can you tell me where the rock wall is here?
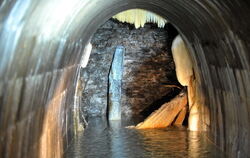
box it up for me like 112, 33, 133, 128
81, 20, 180, 118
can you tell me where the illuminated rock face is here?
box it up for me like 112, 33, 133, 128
81, 20, 178, 117
136, 92, 187, 129
174, 106, 187, 125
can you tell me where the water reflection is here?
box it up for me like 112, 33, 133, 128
65, 117, 226, 158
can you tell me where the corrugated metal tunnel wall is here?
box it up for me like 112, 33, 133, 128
0, 0, 249, 157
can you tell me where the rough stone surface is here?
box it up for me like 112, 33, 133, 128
81, 19, 180, 118
174, 106, 187, 125
136, 92, 187, 129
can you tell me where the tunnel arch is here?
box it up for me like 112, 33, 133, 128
0, 0, 249, 158
73, 1, 250, 156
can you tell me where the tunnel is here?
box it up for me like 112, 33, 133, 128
0, 0, 250, 158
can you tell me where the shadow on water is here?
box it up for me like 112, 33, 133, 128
65, 117, 226, 158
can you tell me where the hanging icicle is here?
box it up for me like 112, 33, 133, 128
113, 9, 167, 29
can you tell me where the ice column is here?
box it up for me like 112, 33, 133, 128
108, 46, 125, 120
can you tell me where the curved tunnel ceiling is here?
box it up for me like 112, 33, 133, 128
0, 0, 249, 157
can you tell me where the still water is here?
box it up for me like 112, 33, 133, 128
65, 117, 226, 158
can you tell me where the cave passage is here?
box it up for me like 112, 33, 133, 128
66, 17, 226, 157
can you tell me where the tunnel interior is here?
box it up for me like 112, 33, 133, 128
0, 0, 250, 158
65, 10, 220, 157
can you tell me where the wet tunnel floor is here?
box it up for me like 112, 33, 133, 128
65, 117, 226, 158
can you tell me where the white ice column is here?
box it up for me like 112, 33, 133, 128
108, 46, 125, 120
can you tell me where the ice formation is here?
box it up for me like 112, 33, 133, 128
113, 9, 167, 28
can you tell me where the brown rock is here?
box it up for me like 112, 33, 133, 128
174, 106, 187, 125
136, 92, 187, 129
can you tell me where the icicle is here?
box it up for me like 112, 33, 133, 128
113, 9, 167, 29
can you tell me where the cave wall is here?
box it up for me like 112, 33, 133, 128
81, 20, 179, 118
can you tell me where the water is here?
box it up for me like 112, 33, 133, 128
65, 117, 226, 158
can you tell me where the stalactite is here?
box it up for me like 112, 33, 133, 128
113, 9, 167, 28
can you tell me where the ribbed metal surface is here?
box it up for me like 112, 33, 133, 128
0, 0, 249, 157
